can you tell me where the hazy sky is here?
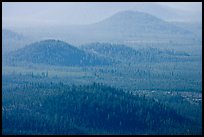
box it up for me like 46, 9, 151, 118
156, 2, 202, 12
2, 2, 202, 29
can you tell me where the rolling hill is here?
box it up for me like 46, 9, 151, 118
4, 40, 112, 66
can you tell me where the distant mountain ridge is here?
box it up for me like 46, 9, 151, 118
88, 10, 194, 36
3, 11, 199, 46
58, 10, 197, 45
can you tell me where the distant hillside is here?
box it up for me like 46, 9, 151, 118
5, 40, 112, 66
2, 29, 24, 40
2, 29, 34, 54
172, 22, 202, 43
2, 29, 24, 53
82, 42, 190, 63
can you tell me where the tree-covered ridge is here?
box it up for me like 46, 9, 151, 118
2, 81, 200, 135
82, 42, 190, 63
5, 40, 112, 66
4, 40, 192, 67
